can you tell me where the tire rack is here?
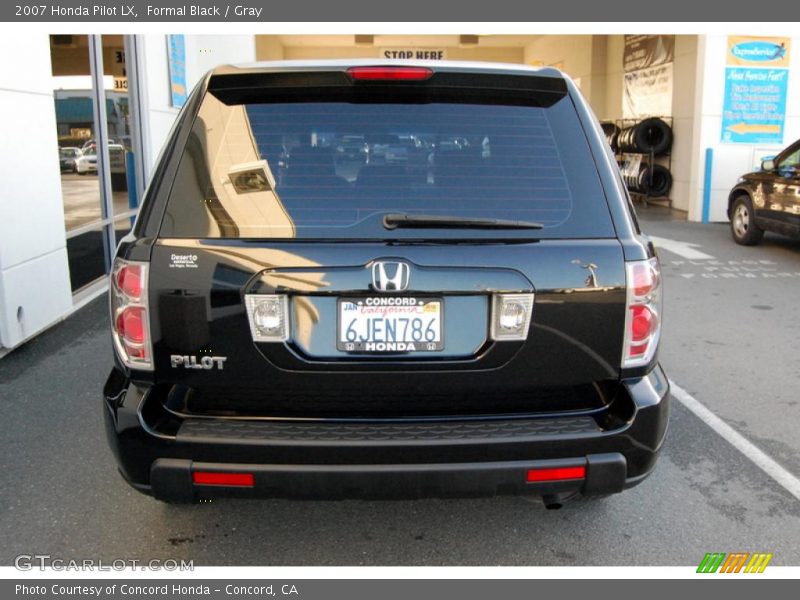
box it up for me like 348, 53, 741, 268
614, 116, 673, 209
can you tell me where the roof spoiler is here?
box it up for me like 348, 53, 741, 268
206, 66, 568, 107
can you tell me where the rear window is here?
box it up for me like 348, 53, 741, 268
159, 80, 615, 240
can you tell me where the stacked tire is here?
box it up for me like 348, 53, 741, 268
623, 163, 673, 197
616, 118, 673, 155
611, 117, 674, 198
601, 122, 621, 154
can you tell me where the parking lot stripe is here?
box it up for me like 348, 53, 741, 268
669, 380, 800, 502
649, 236, 715, 260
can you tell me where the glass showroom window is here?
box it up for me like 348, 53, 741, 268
50, 34, 139, 295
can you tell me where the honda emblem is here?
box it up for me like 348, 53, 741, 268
371, 261, 411, 292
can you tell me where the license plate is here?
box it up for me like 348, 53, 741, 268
337, 297, 443, 352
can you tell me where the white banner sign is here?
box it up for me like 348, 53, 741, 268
623, 63, 673, 118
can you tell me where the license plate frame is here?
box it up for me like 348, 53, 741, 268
337, 297, 444, 353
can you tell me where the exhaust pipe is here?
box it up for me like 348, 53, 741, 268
542, 494, 564, 510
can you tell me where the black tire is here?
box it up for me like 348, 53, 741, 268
600, 121, 618, 137
617, 118, 673, 155
622, 163, 672, 197
646, 164, 672, 197
730, 195, 764, 245
622, 164, 640, 192
609, 131, 620, 154
600, 122, 620, 153
616, 127, 634, 152
634, 117, 673, 155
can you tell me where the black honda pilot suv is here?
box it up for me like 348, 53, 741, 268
104, 61, 669, 507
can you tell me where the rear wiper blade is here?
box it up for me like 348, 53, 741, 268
383, 213, 544, 230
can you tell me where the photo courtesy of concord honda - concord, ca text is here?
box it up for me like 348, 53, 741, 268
14, 584, 302, 598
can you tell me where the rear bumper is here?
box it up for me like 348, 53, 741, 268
148, 454, 630, 503
103, 366, 670, 502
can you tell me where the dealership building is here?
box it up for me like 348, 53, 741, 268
1, 32, 798, 353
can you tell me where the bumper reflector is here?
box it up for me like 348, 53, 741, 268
192, 472, 255, 487
526, 466, 586, 483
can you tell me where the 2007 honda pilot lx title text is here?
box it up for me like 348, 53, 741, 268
104, 60, 670, 508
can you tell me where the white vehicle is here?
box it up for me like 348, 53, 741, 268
74, 147, 97, 175
74, 144, 126, 176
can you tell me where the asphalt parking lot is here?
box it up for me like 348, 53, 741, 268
1, 205, 799, 566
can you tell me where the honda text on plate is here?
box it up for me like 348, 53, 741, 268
104, 61, 670, 508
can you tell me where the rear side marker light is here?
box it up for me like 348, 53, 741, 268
192, 472, 255, 487
526, 466, 586, 483
346, 66, 434, 81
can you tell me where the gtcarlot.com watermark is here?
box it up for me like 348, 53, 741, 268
14, 554, 194, 571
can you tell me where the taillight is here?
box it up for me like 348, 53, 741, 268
116, 306, 145, 344
110, 258, 153, 370
622, 257, 662, 368
116, 264, 142, 298
346, 66, 434, 81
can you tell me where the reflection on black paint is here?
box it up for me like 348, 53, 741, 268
66, 226, 130, 292
211, 263, 252, 308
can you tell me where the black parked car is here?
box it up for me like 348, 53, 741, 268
104, 61, 669, 508
729, 138, 800, 245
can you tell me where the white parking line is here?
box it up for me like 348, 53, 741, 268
669, 380, 800, 502
649, 236, 715, 260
